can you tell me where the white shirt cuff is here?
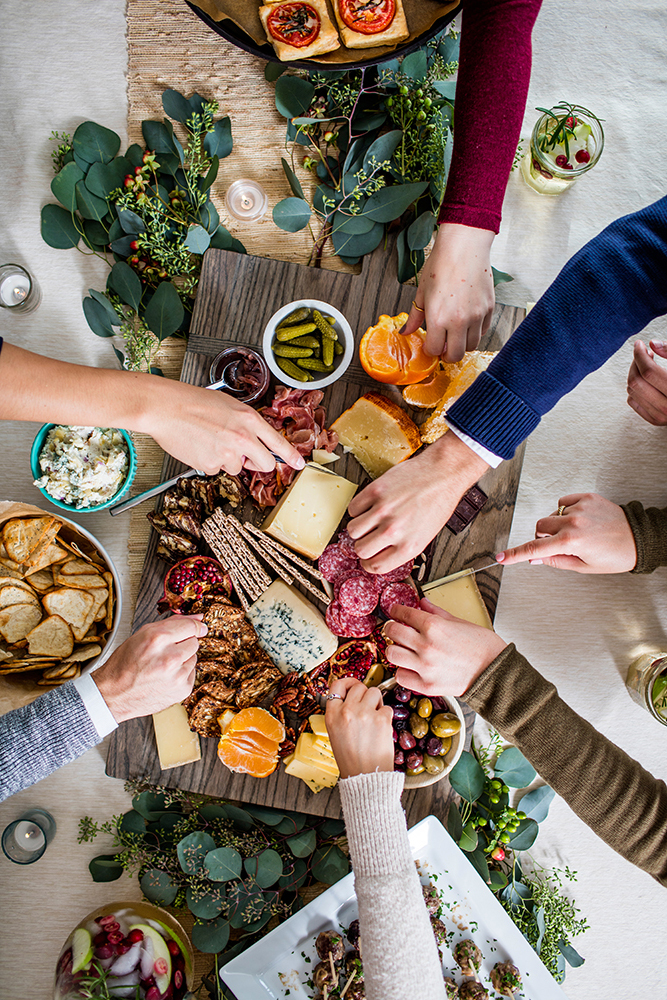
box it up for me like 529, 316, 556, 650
447, 423, 504, 469
72, 672, 118, 739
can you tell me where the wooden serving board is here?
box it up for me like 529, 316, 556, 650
107, 245, 526, 827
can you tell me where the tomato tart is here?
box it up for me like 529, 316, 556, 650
259, 0, 341, 61
332, 0, 409, 49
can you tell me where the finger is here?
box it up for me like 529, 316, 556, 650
157, 614, 209, 640
627, 374, 667, 420
481, 306, 493, 336
385, 643, 424, 672
347, 486, 378, 521
359, 544, 411, 575
383, 619, 423, 651
400, 303, 427, 340
627, 394, 667, 426
395, 666, 431, 694
534, 514, 570, 537
441, 325, 467, 363
257, 424, 305, 471
632, 339, 667, 389
540, 554, 588, 572
418, 597, 457, 621
465, 322, 483, 354
649, 340, 667, 359
423, 319, 448, 359
496, 533, 576, 566
557, 493, 588, 508
388, 602, 434, 631
174, 635, 200, 661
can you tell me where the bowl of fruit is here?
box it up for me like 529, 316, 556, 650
385, 679, 466, 788
53, 900, 194, 1000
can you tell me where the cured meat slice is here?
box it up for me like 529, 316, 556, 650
318, 544, 359, 582
334, 567, 365, 598
379, 581, 419, 616
326, 599, 377, 638
338, 574, 379, 616
336, 528, 358, 554
376, 558, 415, 584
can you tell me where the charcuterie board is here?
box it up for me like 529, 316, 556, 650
106, 244, 526, 825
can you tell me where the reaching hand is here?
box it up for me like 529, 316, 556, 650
400, 224, 495, 362
325, 677, 394, 779
627, 339, 667, 426
346, 432, 490, 573
496, 493, 638, 573
383, 599, 507, 697
93, 615, 207, 723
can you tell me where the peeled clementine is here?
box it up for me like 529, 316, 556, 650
217, 706, 285, 778
402, 367, 451, 408
359, 313, 439, 386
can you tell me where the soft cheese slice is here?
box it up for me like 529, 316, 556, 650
153, 703, 202, 770
294, 732, 340, 774
261, 463, 357, 560
308, 713, 328, 739
247, 580, 338, 674
331, 392, 421, 479
284, 753, 337, 793
422, 573, 493, 630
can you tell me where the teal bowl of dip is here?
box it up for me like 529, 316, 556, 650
30, 424, 137, 513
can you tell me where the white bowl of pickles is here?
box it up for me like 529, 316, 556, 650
262, 299, 354, 390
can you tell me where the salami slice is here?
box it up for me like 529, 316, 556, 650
336, 528, 358, 554
338, 575, 379, 616
334, 567, 366, 599
376, 558, 415, 585
319, 544, 359, 582
326, 600, 378, 638
380, 581, 420, 616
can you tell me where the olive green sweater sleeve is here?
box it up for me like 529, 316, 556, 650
621, 500, 667, 574
465, 644, 667, 885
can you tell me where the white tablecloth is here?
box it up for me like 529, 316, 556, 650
1, 1, 666, 997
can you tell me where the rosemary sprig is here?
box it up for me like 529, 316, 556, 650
535, 101, 604, 159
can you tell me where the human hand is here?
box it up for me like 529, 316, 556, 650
346, 431, 490, 573
325, 676, 394, 778
143, 380, 305, 477
627, 339, 667, 426
93, 615, 207, 723
496, 493, 637, 573
400, 224, 495, 362
383, 599, 507, 697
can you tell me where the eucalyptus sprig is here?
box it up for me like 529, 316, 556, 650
447, 737, 588, 982
42, 89, 245, 372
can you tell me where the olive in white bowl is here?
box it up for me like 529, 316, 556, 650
262, 299, 354, 391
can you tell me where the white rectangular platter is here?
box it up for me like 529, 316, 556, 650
221, 814, 570, 1000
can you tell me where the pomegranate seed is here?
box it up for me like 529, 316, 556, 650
575, 149, 590, 164
154, 958, 169, 976
555, 154, 569, 168
127, 929, 144, 944
167, 940, 180, 957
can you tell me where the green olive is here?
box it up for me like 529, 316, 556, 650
406, 763, 426, 776
437, 736, 452, 756
423, 754, 445, 775
430, 712, 461, 738
409, 714, 429, 738
409, 696, 419, 709
417, 697, 433, 719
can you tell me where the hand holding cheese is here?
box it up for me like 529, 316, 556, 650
383, 599, 507, 698
325, 676, 394, 779
496, 492, 638, 573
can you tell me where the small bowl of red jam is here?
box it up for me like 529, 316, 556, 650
208, 347, 270, 404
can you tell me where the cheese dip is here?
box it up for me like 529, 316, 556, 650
34, 425, 129, 508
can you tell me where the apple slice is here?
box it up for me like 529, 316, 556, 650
129, 923, 171, 993
71, 927, 93, 975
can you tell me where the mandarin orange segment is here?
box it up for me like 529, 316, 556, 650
359, 313, 439, 386
217, 737, 279, 778
226, 706, 285, 744
217, 706, 285, 778
402, 367, 451, 408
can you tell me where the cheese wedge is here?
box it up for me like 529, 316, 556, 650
284, 754, 337, 793
261, 463, 357, 560
284, 729, 340, 793
247, 580, 338, 674
331, 393, 421, 479
422, 573, 493, 630
153, 703, 201, 770
308, 713, 328, 739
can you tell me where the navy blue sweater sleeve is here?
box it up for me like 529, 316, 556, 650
0, 682, 101, 801
446, 196, 667, 459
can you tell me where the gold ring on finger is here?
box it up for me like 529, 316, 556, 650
380, 622, 395, 646
557, 504, 567, 516
412, 300, 425, 313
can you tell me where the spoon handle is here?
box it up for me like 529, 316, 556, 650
108, 468, 199, 516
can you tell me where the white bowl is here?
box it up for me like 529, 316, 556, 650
384, 678, 466, 789
262, 298, 354, 391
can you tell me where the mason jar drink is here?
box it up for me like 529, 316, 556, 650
626, 651, 667, 726
520, 104, 604, 196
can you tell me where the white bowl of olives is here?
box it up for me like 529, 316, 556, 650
385, 679, 466, 789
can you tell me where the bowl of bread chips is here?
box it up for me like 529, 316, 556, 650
0, 503, 120, 693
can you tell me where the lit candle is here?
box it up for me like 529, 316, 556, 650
225, 179, 269, 222
0, 272, 31, 307
11, 820, 46, 853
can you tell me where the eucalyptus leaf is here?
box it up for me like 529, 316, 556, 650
331, 220, 383, 258
125, 143, 145, 168
132, 790, 170, 821
333, 211, 375, 236
224, 804, 255, 831
83, 296, 115, 338
274, 76, 315, 119
273, 197, 312, 233
140, 869, 178, 906
278, 858, 308, 889
319, 819, 345, 837
85, 158, 132, 200
109, 261, 142, 311
192, 918, 230, 954
75, 181, 109, 222
244, 805, 285, 827
183, 224, 211, 254
89, 853, 123, 882
204, 118, 233, 159
364, 181, 429, 223
228, 882, 268, 928
519, 785, 555, 823
492, 266, 513, 286
447, 803, 463, 842
162, 88, 192, 124
198, 803, 228, 821
467, 848, 490, 884
244, 848, 283, 888
73, 121, 121, 164
199, 200, 220, 234
41, 204, 81, 249
142, 120, 177, 156
110, 235, 138, 256
112, 345, 126, 368
107, 218, 123, 242
363, 129, 402, 173
432, 80, 457, 101
557, 940, 585, 968
494, 747, 537, 788
535, 905, 546, 955
117, 208, 146, 235
407, 210, 435, 251
201, 155, 219, 192
437, 32, 460, 63
377, 57, 400, 75
176, 830, 216, 875
286, 119, 313, 147
82, 220, 110, 251
242, 910, 272, 936
209, 225, 234, 250
205, 846, 243, 882
458, 821, 478, 853
354, 112, 387, 133
186, 886, 225, 920
157, 153, 181, 176
73, 151, 93, 173
311, 844, 349, 885
449, 751, 486, 803
401, 50, 428, 81
144, 281, 185, 341
265, 61, 287, 82
488, 870, 508, 893
442, 126, 454, 185
501, 880, 534, 912
50, 161, 84, 212
286, 829, 316, 858
281, 157, 305, 200
275, 812, 306, 835
506, 818, 539, 851
88, 289, 120, 326
337, 254, 361, 266
188, 92, 208, 116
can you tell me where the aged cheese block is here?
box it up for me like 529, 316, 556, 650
247, 579, 338, 674
331, 393, 421, 479
153, 703, 201, 770
261, 463, 357, 560
422, 573, 493, 630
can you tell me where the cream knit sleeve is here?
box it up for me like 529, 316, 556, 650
338, 771, 446, 1000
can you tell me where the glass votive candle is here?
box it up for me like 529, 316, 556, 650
0, 263, 41, 314
2, 807, 56, 864
225, 179, 269, 222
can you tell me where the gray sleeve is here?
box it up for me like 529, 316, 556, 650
0, 682, 101, 802
339, 771, 446, 1000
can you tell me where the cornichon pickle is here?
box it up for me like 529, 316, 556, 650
325, 315, 336, 324
275, 322, 318, 342
297, 358, 335, 372
273, 344, 313, 358
417, 697, 433, 718
277, 306, 311, 327
409, 713, 429, 738
430, 712, 462, 738
322, 337, 334, 367
289, 335, 320, 348
276, 357, 312, 381
313, 310, 337, 340
333, 341, 344, 355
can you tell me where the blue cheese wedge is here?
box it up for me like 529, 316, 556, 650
247, 580, 337, 674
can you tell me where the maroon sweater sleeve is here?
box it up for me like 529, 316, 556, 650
438, 0, 542, 233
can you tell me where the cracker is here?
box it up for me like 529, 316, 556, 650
42, 588, 95, 632
63, 643, 102, 663
0, 585, 40, 610
0, 604, 43, 644
27, 615, 74, 658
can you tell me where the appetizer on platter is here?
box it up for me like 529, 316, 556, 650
259, 0, 340, 61
332, 0, 409, 49
331, 392, 421, 478
359, 312, 438, 385
388, 683, 461, 777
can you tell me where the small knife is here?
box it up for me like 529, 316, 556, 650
422, 562, 499, 590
